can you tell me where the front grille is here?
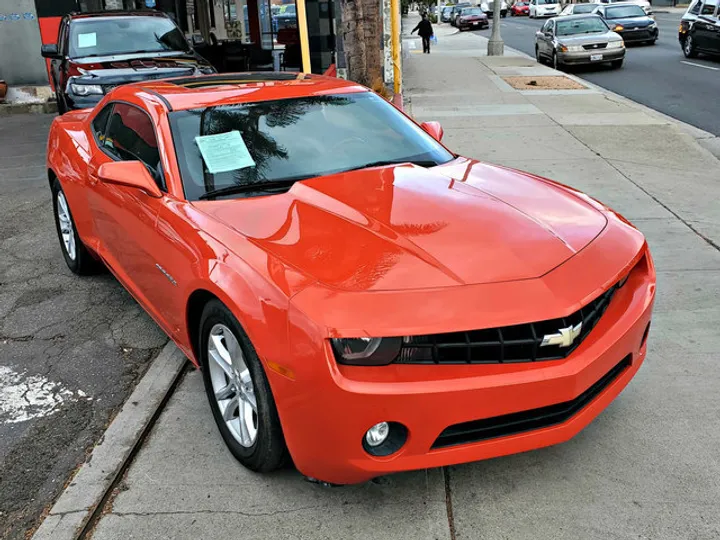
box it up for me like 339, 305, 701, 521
395, 284, 619, 365
431, 354, 631, 449
582, 42, 608, 50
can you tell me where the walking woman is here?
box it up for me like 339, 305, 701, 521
411, 13, 434, 54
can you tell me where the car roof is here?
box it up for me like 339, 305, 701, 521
552, 13, 602, 20
129, 73, 368, 112
68, 10, 169, 20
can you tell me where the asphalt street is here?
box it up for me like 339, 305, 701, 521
471, 11, 720, 136
0, 115, 167, 539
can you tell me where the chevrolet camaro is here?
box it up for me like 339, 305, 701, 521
47, 73, 655, 485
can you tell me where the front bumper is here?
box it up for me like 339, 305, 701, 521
558, 48, 625, 65
459, 19, 489, 28
619, 27, 658, 42
277, 247, 655, 485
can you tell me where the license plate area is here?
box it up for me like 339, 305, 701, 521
590, 54, 603, 61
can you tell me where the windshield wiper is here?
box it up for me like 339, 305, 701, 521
344, 159, 439, 173
198, 175, 316, 200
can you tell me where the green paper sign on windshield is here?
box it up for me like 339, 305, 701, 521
195, 131, 256, 174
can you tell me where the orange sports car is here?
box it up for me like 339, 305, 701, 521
47, 73, 655, 485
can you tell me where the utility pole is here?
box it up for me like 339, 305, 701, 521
487, 0, 504, 55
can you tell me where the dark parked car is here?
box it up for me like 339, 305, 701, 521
41, 11, 215, 113
457, 7, 490, 29
593, 3, 658, 44
441, 5, 456, 21
450, 3, 472, 25
679, 0, 720, 57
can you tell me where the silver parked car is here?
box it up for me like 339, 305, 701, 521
535, 15, 625, 69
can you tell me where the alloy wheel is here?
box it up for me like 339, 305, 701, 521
56, 192, 76, 261
684, 35, 694, 57
207, 323, 258, 447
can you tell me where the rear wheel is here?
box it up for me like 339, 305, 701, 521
683, 34, 698, 58
199, 300, 288, 473
535, 45, 543, 64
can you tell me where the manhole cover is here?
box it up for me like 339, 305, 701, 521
502, 76, 586, 90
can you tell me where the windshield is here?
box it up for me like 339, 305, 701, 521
556, 16, 608, 34
68, 16, 189, 57
170, 92, 455, 201
605, 5, 646, 17
462, 8, 483, 15
573, 4, 599, 13
538, 0, 558, 5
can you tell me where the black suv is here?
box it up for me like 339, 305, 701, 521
679, 0, 720, 58
41, 11, 215, 113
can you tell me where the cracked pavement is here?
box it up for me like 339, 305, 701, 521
0, 115, 167, 540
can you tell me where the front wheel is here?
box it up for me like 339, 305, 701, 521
611, 59, 624, 69
683, 34, 698, 58
552, 50, 560, 70
200, 300, 288, 473
51, 178, 99, 275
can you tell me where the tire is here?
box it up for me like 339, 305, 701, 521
552, 50, 560, 70
683, 34, 698, 58
51, 178, 99, 275
535, 45, 543, 64
199, 300, 288, 473
611, 59, 624, 68
55, 90, 67, 115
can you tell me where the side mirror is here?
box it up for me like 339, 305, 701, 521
192, 34, 205, 46
41, 44, 61, 59
421, 121, 444, 142
98, 161, 162, 198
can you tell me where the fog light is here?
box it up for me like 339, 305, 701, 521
365, 422, 390, 447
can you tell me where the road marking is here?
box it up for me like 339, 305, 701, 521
0, 365, 90, 424
680, 60, 720, 71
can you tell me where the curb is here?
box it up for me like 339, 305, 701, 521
31, 342, 188, 540
0, 101, 58, 115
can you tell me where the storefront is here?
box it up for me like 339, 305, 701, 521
32, 0, 336, 80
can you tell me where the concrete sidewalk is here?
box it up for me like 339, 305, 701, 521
46, 14, 720, 540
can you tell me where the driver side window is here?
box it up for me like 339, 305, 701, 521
542, 20, 552, 32
98, 103, 165, 190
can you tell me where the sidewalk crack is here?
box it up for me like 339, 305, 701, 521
444, 466, 457, 540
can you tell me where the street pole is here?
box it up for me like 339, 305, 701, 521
487, 0, 504, 55
296, 0, 312, 73
390, 0, 402, 96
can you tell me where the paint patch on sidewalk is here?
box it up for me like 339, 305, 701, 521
0, 366, 90, 424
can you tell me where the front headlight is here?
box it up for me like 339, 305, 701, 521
331, 337, 402, 366
607, 40, 624, 48
648, 22, 657, 29
70, 84, 103, 96
566, 45, 584, 52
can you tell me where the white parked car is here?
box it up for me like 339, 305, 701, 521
599, 0, 652, 15
480, 0, 509, 17
560, 3, 601, 15
529, 0, 562, 18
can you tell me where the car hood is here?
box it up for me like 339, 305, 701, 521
196, 159, 607, 293
69, 51, 208, 84
558, 31, 620, 45
606, 15, 653, 27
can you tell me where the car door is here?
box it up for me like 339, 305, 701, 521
693, 0, 718, 47
540, 20, 554, 55
530, 0, 536, 16
706, 9, 720, 52
51, 17, 69, 94
88, 102, 178, 332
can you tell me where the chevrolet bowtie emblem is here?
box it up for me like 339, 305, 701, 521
540, 322, 583, 348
